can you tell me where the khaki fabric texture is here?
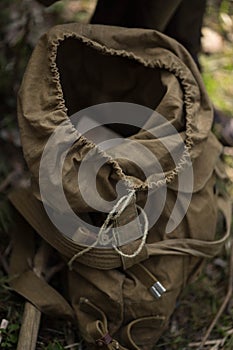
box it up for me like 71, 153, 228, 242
10, 23, 230, 349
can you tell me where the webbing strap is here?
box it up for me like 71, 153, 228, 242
128, 263, 158, 289
147, 196, 232, 258
128, 263, 166, 299
9, 188, 123, 269
113, 198, 143, 246
10, 270, 75, 320
9, 215, 75, 321
79, 298, 127, 349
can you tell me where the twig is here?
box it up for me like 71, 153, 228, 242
17, 303, 42, 350
4, 242, 12, 257
45, 261, 65, 281
189, 328, 233, 348
64, 322, 77, 350
0, 251, 9, 274
189, 339, 222, 348
0, 243, 13, 274
16, 241, 51, 350
0, 170, 19, 193
0, 319, 9, 344
198, 242, 233, 349
64, 343, 82, 349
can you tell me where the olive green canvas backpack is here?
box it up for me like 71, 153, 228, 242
9, 23, 231, 349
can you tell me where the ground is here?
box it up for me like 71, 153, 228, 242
0, 1, 233, 349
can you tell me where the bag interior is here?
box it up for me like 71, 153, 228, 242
56, 37, 166, 137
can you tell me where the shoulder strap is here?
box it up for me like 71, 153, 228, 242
9, 214, 75, 321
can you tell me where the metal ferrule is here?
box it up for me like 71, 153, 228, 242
150, 281, 166, 299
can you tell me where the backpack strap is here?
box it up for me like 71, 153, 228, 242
78, 297, 127, 349
146, 196, 231, 259
9, 214, 75, 321
128, 263, 166, 299
9, 189, 231, 271
8, 188, 148, 269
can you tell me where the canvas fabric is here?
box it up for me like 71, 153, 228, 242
9, 23, 231, 350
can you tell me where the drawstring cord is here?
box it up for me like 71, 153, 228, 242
67, 124, 192, 270
68, 189, 147, 269
112, 204, 149, 259
68, 143, 191, 269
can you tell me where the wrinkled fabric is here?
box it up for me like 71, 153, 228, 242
18, 23, 221, 207
13, 24, 227, 350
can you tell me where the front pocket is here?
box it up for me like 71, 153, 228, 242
68, 265, 124, 335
